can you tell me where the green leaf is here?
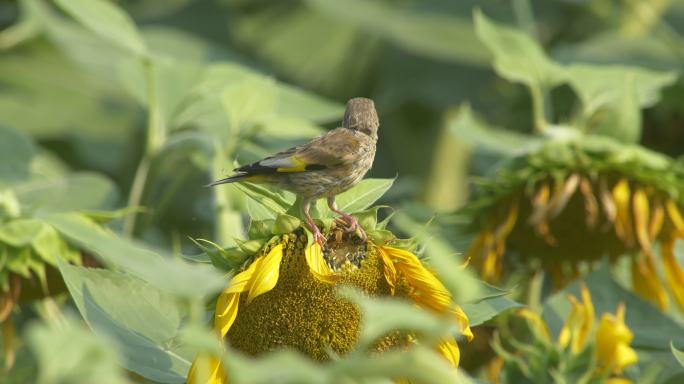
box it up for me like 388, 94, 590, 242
306, 0, 490, 65
57, 261, 192, 383
53, 0, 147, 56
0, 125, 34, 185
44, 213, 225, 297
245, 197, 278, 220
221, 76, 277, 132
225, 350, 329, 384
256, 116, 323, 140
566, 64, 677, 111
14, 173, 118, 213
315, 178, 395, 218
234, 182, 294, 215
272, 213, 301, 235
0, 219, 44, 247
118, 55, 205, 125
274, 84, 343, 122
27, 317, 130, 384
30, 223, 63, 265
462, 296, 523, 327
474, 10, 564, 88
447, 105, 541, 156
565, 64, 676, 143
672, 342, 684, 367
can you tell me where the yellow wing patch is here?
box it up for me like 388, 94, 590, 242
276, 156, 307, 173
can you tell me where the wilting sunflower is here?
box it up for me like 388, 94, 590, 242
187, 220, 473, 383
463, 137, 684, 311
491, 284, 637, 383
0, 211, 98, 369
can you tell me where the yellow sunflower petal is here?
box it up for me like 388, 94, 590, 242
613, 343, 639, 371
648, 198, 664, 240
518, 309, 551, 343
214, 259, 263, 319
613, 179, 634, 246
528, 182, 551, 226
380, 246, 472, 340
632, 188, 651, 252
631, 255, 668, 310
595, 302, 637, 374
558, 295, 582, 350
187, 354, 227, 384
449, 305, 474, 341
666, 199, 684, 238
661, 235, 684, 311
549, 174, 580, 218
599, 178, 617, 224
2, 319, 15, 370
215, 292, 241, 337
606, 379, 632, 384
305, 243, 339, 284
576, 284, 594, 352
482, 242, 501, 281
494, 201, 519, 242
437, 339, 460, 368
224, 259, 261, 295
579, 177, 599, 229
377, 246, 397, 293
246, 243, 284, 303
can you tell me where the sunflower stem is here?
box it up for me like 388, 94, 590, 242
513, 0, 553, 133
123, 59, 166, 237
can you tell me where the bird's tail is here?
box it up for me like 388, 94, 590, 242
206, 172, 250, 187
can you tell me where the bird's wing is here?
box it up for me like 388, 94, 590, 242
235, 128, 362, 175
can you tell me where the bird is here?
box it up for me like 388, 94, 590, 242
209, 97, 379, 247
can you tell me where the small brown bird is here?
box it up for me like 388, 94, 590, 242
209, 97, 379, 246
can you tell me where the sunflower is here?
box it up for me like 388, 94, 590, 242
463, 137, 684, 311
491, 285, 637, 383
0, 213, 96, 370
187, 226, 473, 383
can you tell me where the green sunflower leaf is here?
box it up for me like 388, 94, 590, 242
474, 10, 564, 89
57, 261, 191, 383
462, 296, 523, 327
447, 105, 541, 156
44, 213, 224, 297
14, 173, 118, 213
0, 219, 45, 247
307, 0, 489, 65
27, 317, 130, 384
566, 64, 676, 143
0, 125, 34, 185
314, 178, 395, 218
672, 342, 684, 367
53, 0, 147, 56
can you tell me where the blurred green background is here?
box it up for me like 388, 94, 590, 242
2, 0, 684, 250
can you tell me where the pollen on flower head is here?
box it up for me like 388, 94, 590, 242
225, 232, 409, 360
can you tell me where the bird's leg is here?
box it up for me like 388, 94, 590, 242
327, 197, 367, 241
303, 199, 327, 247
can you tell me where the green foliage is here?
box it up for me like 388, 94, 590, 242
27, 317, 131, 384
2, 0, 684, 382
53, 0, 147, 56
0, 126, 34, 184
46, 213, 225, 297
57, 261, 193, 382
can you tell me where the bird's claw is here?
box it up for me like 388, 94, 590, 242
335, 214, 367, 242
312, 227, 327, 249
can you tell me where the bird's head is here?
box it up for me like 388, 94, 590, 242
343, 97, 379, 138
